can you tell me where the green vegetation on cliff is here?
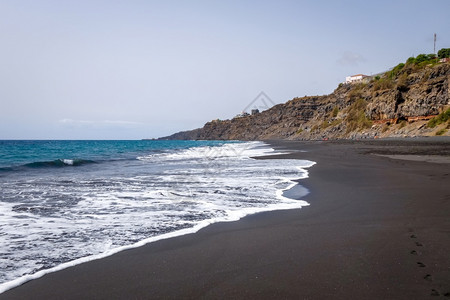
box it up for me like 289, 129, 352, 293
428, 108, 450, 128
345, 99, 373, 133
388, 52, 443, 80
438, 48, 450, 59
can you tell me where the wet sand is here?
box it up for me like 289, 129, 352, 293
1, 138, 449, 299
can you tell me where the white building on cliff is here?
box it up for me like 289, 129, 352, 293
345, 74, 369, 84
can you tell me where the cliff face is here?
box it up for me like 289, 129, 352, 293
161, 62, 450, 140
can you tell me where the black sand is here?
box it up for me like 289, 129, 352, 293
1, 138, 449, 299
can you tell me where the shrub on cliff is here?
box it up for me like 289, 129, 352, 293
331, 106, 339, 118
406, 57, 416, 65
438, 48, 450, 59
435, 128, 447, 136
372, 77, 394, 91
389, 63, 405, 79
396, 73, 409, 91
402, 54, 438, 74
348, 84, 365, 101
414, 54, 435, 64
406, 54, 437, 66
428, 108, 450, 128
345, 99, 372, 132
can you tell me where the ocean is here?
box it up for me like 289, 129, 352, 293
0, 140, 314, 293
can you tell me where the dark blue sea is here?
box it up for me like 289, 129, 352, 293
0, 140, 314, 292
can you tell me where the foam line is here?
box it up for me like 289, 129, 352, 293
0, 141, 316, 294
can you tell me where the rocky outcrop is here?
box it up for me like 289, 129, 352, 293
160, 62, 450, 140
366, 65, 449, 120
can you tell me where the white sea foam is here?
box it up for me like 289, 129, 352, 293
62, 159, 74, 165
137, 141, 276, 161
0, 141, 315, 294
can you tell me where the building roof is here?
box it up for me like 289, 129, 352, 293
350, 74, 368, 77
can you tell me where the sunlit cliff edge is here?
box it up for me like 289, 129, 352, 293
160, 56, 450, 140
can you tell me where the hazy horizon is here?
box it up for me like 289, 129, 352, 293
1, 0, 449, 140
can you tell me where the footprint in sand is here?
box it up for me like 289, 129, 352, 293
417, 262, 426, 268
408, 233, 446, 297
431, 289, 440, 296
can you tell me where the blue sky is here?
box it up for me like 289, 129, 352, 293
1, 0, 449, 139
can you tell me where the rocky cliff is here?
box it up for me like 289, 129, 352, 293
160, 61, 450, 140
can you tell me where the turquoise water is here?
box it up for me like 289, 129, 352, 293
0, 140, 314, 292
0, 140, 230, 169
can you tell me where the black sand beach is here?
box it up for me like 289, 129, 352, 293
1, 138, 450, 299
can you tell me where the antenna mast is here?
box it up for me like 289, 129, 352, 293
434, 33, 437, 55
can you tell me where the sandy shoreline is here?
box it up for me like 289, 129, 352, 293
1, 138, 449, 299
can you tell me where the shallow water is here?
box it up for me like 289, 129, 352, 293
0, 140, 314, 291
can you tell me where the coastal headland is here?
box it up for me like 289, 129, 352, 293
2, 137, 449, 299
160, 57, 450, 141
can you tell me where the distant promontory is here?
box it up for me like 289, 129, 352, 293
160, 52, 450, 140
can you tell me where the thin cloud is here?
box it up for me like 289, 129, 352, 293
59, 119, 143, 129
337, 51, 367, 66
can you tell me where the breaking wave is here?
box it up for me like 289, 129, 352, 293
23, 159, 97, 169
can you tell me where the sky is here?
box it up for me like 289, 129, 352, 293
1, 0, 449, 139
